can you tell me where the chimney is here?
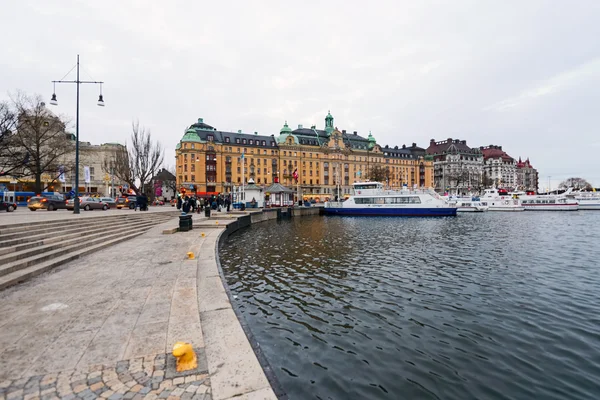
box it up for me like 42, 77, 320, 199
198, 118, 204, 123
254, 132, 258, 135
353, 131, 357, 135
499, 145, 502, 150
342, 129, 346, 134
461, 140, 466, 145
402, 144, 406, 149
311, 125, 316, 129
412, 142, 416, 148
238, 130, 242, 133
447, 138, 452, 143
430, 139, 436, 145
394, 146, 398, 149
298, 124, 303, 129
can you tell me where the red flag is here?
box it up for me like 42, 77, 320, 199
292, 168, 298, 182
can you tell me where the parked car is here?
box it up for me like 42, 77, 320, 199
0, 200, 17, 212
66, 197, 109, 211
27, 195, 67, 211
100, 197, 117, 209
116, 196, 136, 209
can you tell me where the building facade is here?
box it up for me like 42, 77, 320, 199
516, 157, 539, 191
174, 113, 434, 201
426, 138, 484, 194
480, 145, 517, 189
0, 134, 126, 197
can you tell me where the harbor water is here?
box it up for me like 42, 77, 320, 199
219, 213, 600, 399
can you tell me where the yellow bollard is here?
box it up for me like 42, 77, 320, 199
215, 221, 219, 225
201, 232, 206, 237
186, 252, 194, 260
172, 342, 197, 372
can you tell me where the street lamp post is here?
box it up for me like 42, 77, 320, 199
50, 54, 105, 214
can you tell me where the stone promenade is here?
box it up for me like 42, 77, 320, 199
0, 214, 277, 400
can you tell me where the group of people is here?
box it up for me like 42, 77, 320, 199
176, 193, 233, 214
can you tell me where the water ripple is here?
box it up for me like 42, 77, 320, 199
220, 213, 600, 399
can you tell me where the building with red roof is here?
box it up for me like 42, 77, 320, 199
480, 145, 517, 189
516, 156, 539, 191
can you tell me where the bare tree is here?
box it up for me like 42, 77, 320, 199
0, 100, 18, 177
559, 177, 592, 190
105, 120, 164, 193
2, 93, 73, 193
367, 165, 391, 183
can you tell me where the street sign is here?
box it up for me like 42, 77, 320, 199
189, 185, 194, 190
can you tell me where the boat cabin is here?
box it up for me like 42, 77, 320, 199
353, 182, 383, 195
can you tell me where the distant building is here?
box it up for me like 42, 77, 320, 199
516, 157, 539, 191
426, 138, 483, 194
150, 168, 177, 201
480, 145, 517, 189
175, 113, 434, 202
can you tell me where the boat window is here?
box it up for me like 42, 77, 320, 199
375, 197, 385, 204
355, 197, 374, 204
409, 196, 421, 204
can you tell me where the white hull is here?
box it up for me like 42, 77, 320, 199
523, 204, 579, 211
488, 206, 525, 212
456, 207, 488, 212
579, 204, 600, 210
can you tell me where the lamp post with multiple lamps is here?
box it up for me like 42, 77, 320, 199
49, 54, 105, 214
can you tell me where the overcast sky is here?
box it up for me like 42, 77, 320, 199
2, 0, 599, 188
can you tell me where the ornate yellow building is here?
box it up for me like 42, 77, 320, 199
174, 113, 433, 201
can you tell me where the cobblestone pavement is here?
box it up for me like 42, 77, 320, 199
0, 218, 217, 400
0, 354, 211, 400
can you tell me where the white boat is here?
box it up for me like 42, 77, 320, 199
511, 188, 579, 211
448, 197, 489, 212
324, 182, 457, 217
564, 191, 600, 210
480, 188, 525, 211
519, 197, 579, 211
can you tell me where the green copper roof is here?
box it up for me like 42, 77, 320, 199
180, 127, 203, 143
277, 132, 298, 144
368, 130, 376, 149
280, 121, 292, 134
325, 110, 334, 134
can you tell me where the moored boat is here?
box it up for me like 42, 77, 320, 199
480, 188, 524, 211
324, 182, 457, 217
511, 188, 579, 211
449, 198, 489, 212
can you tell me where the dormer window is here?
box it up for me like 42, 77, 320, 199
242, 139, 247, 144
225, 137, 230, 143
262, 140, 266, 146
207, 135, 214, 141
236, 138, 240, 144
249, 139, 253, 145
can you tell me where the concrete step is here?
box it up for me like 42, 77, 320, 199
0, 223, 159, 290
0, 216, 174, 266
0, 219, 166, 279
0, 210, 181, 234
0, 214, 175, 249
0, 213, 177, 243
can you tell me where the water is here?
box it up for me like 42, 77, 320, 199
219, 213, 600, 399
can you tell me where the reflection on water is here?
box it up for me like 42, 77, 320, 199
219, 213, 600, 399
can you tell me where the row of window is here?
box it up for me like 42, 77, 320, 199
355, 197, 422, 204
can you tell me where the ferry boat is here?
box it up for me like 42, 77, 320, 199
510, 188, 579, 211
448, 197, 489, 212
565, 191, 600, 210
323, 182, 457, 217
480, 188, 525, 211
520, 197, 579, 211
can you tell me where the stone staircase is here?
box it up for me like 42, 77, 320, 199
0, 212, 179, 290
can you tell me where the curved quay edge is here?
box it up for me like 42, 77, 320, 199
196, 208, 319, 400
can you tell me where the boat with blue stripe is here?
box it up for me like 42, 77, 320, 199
324, 182, 457, 217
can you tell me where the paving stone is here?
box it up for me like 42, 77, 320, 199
90, 382, 104, 391
60, 394, 77, 400
172, 378, 184, 386
171, 388, 184, 397
108, 394, 123, 400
